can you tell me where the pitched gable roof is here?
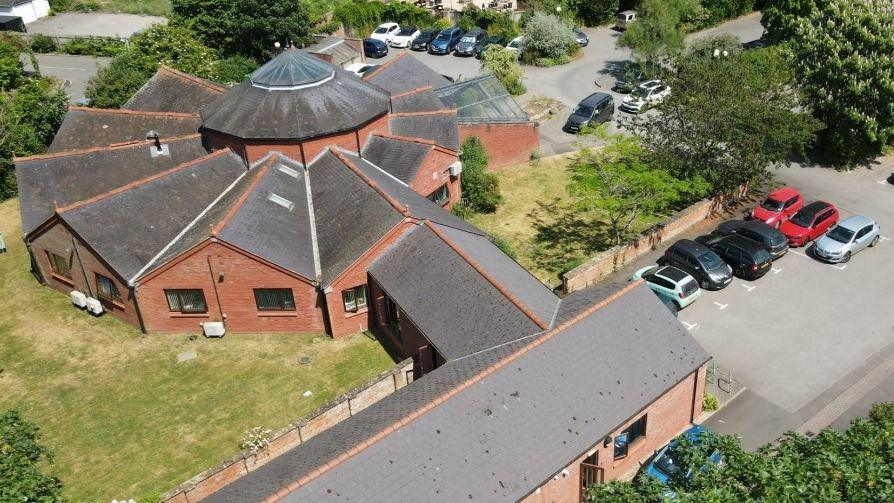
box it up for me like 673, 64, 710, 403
59, 149, 248, 281
124, 66, 227, 115
389, 110, 460, 151
16, 134, 208, 236
389, 86, 447, 113
48, 107, 201, 154
359, 134, 432, 184
205, 282, 710, 502
363, 52, 452, 94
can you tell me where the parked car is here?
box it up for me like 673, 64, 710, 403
429, 27, 464, 54
563, 92, 614, 134
506, 36, 524, 53
612, 62, 661, 93
631, 265, 701, 309
616, 10, 637, 30
750, 186, 803, 228
362, 38, 388, 59
814, 215, 881, 263
695, 234, 773, 280
644, 424, 722, 494
343, 63, 380, 78
619, 80, 670, 113
714, 219, 789, 260
658, 239, 733, 290
779, 200, 839, 247
370, 22, 400, 44
411, 28, 439, 51
572, 27, 589, 46
454, 27, 488, 56
476, 35, 507, 59
389, 26, 421, 48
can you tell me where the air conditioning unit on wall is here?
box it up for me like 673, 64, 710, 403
202, 321, 226, 338
70, 290, 87, 309
449, 161, 463, 177
85, 297, 104, 316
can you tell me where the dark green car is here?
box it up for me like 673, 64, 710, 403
612, 62, 661, 94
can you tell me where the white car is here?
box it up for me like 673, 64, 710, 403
344, 63, 380, 78
506, 36, 524, 53
370, 22, 400, 44
619, 79, 670, 113
389, 26, 421, 48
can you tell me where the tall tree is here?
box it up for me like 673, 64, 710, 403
0, 410, 64, 502
565, 0, 618, 27
172, 0, 313, 59
618, 0, 699, 64
761, 0, 822, 41
625, 47, 822, 193
790, 0, 894, 165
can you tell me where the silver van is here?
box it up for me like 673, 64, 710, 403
616, 10, 636, 30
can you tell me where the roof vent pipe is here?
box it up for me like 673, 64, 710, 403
146, 130, 169, 158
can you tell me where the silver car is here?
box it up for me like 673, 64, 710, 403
814, 215, 881, 263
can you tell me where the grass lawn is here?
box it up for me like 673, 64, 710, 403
65, 0, 171, 16
0, 198, 396, 501
469, 154, 663, 288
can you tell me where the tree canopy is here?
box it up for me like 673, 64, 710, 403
480, 46, 525, 96
454, 136, 502, 216
618, 0, 699, 64
0, 409, 64, 502
521, 12, 577, 65
587, 403, 894, 502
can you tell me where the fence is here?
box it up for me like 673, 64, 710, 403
562, 184, 749, 294
161, 358, 414, 503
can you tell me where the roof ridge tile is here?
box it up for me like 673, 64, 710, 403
329, 148, 411, 218
389, 85, 434, 99
212, 154, 281, 236
389, 108, 457, 118
158, 65, 228, 94
362, 51, 407, 81
67, 106, 199, 119
14, 133, 202, 162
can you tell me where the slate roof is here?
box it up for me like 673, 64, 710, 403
217, 157, 317, 280
389, 110, 460, 151
205, 282, 710, 503
201, 56, 390, 141
124, 66, 227, 115
16, 135, 208, 235
305, 37, 362, 66
363, 52, 452, 94
555, 281, 632, 325
359, 134, 432, 184
389, 88, 447, 113
59, 149, 248, 281
48, 107, 201, 154
369, 224, 544, 360
434, 74, 531, 124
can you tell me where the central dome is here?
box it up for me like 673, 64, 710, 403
249, 49, 335, 89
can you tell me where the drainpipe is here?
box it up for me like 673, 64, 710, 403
71, 236, 93, 297
206, 255, 225, 323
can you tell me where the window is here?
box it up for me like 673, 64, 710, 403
95, 273, 121, 301
254, 288, 295, 311
427, 184, 450, 206
165, 289, 207, 313
47, 251, 71, 278
614, 415, 647, 460
342, 285, 368, 312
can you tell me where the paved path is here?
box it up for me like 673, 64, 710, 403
23, 53, 111, 102
27, 12, 166, 38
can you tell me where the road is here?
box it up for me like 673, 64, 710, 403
23, 54, 112, 102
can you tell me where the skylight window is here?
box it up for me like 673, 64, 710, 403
268, 193, 294, 211
277, 164, 300, 178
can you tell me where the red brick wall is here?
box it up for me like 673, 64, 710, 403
29, 221, 140, 326
137, 241, 325, 334
459, 122, 540, 170
324, 220, 414, 337
410, 147, 461, 209
356, 114, 390, 149
522, 366, 706, 503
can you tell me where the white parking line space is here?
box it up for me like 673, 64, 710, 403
740, 284, 755, 292
713, 301, 729, 310
880, 236, 890, 242
832, 263, 847, 271
681, 321, 698, 331
788, 249, 809, 258
771, 266, 783, 274
878, 179, 889, 185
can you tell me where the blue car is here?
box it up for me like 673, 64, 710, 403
429, 27, 464, 55
643, 424, 722, 495
363, 38, 388, 59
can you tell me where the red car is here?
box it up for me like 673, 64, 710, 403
779, 201, 839, 247
751, 187, 804, 228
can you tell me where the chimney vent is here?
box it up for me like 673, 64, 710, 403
146, 130, 169, 158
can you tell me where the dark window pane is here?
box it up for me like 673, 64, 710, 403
254, 288, 295, 311
96, 274, 120, 301
48, 252, 71, 278
165, 289, 207, 313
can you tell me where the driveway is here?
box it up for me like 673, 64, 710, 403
26, 13, 166, 38
23, 54, 111, 102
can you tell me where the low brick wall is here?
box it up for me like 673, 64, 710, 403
562, 185, 748, 294
162, 358, 414, 503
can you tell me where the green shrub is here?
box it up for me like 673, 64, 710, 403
559, 257, 585, 276
456, 5, 519, 40
458, 136, 502, 214
29, 34, 58, 53
0, 55, 23, 90
702, 392, 719, 412
214, 55, 258, 85
522, 12, 576, 62
491, 234, 517, 259
73, 0, 100, 12
49, 0, 73, 10
0, 410, 63, 502
480, 46, 525, 95
62, 36, 127, 57
86, 52, 157, 108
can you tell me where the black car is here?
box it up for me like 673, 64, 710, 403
658, 239, 733, 290
454, 27, 488, 56
563, 92, 614, 134
714, 219, 789, 260
411, 28, 439, 51
429, 27, 464, 55
476, 35, 507, 59
572, 27, 589, 47
363, 38, 388, 58
695, 234, 773, 280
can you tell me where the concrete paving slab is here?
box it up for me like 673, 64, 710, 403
27, 12, 166, 38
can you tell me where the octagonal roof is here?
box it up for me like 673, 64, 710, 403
249, 49, 335, 90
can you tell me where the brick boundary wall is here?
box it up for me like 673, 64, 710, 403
562, 184, 749, 294
161, 357, 414, 503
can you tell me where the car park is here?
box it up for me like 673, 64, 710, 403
476, 35, 507, 59
814, 215, 881, 263
619, 80, 670, 113
696, 234, 773, 280
563, 92, 614, 133
658, 239, 733, 290
343, 63, 380, 78
749, 186, 803, 228
612, 62, 661, 93
429, 27, 464, 55
616, 10, 637, 30
572, 27, 589, 46
411, 28, 439, 51
714, 219, 789, 260
631, 265, 702, 309
362, 38, 388, 59
644, 424, 722, 493
454, 28, 488, 57
389, 26, 421, 48
370, 22, 400, 44
780, 200, 839, 247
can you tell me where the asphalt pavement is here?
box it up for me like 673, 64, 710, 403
26, 12, 166, 38
23, 53, 111, 102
